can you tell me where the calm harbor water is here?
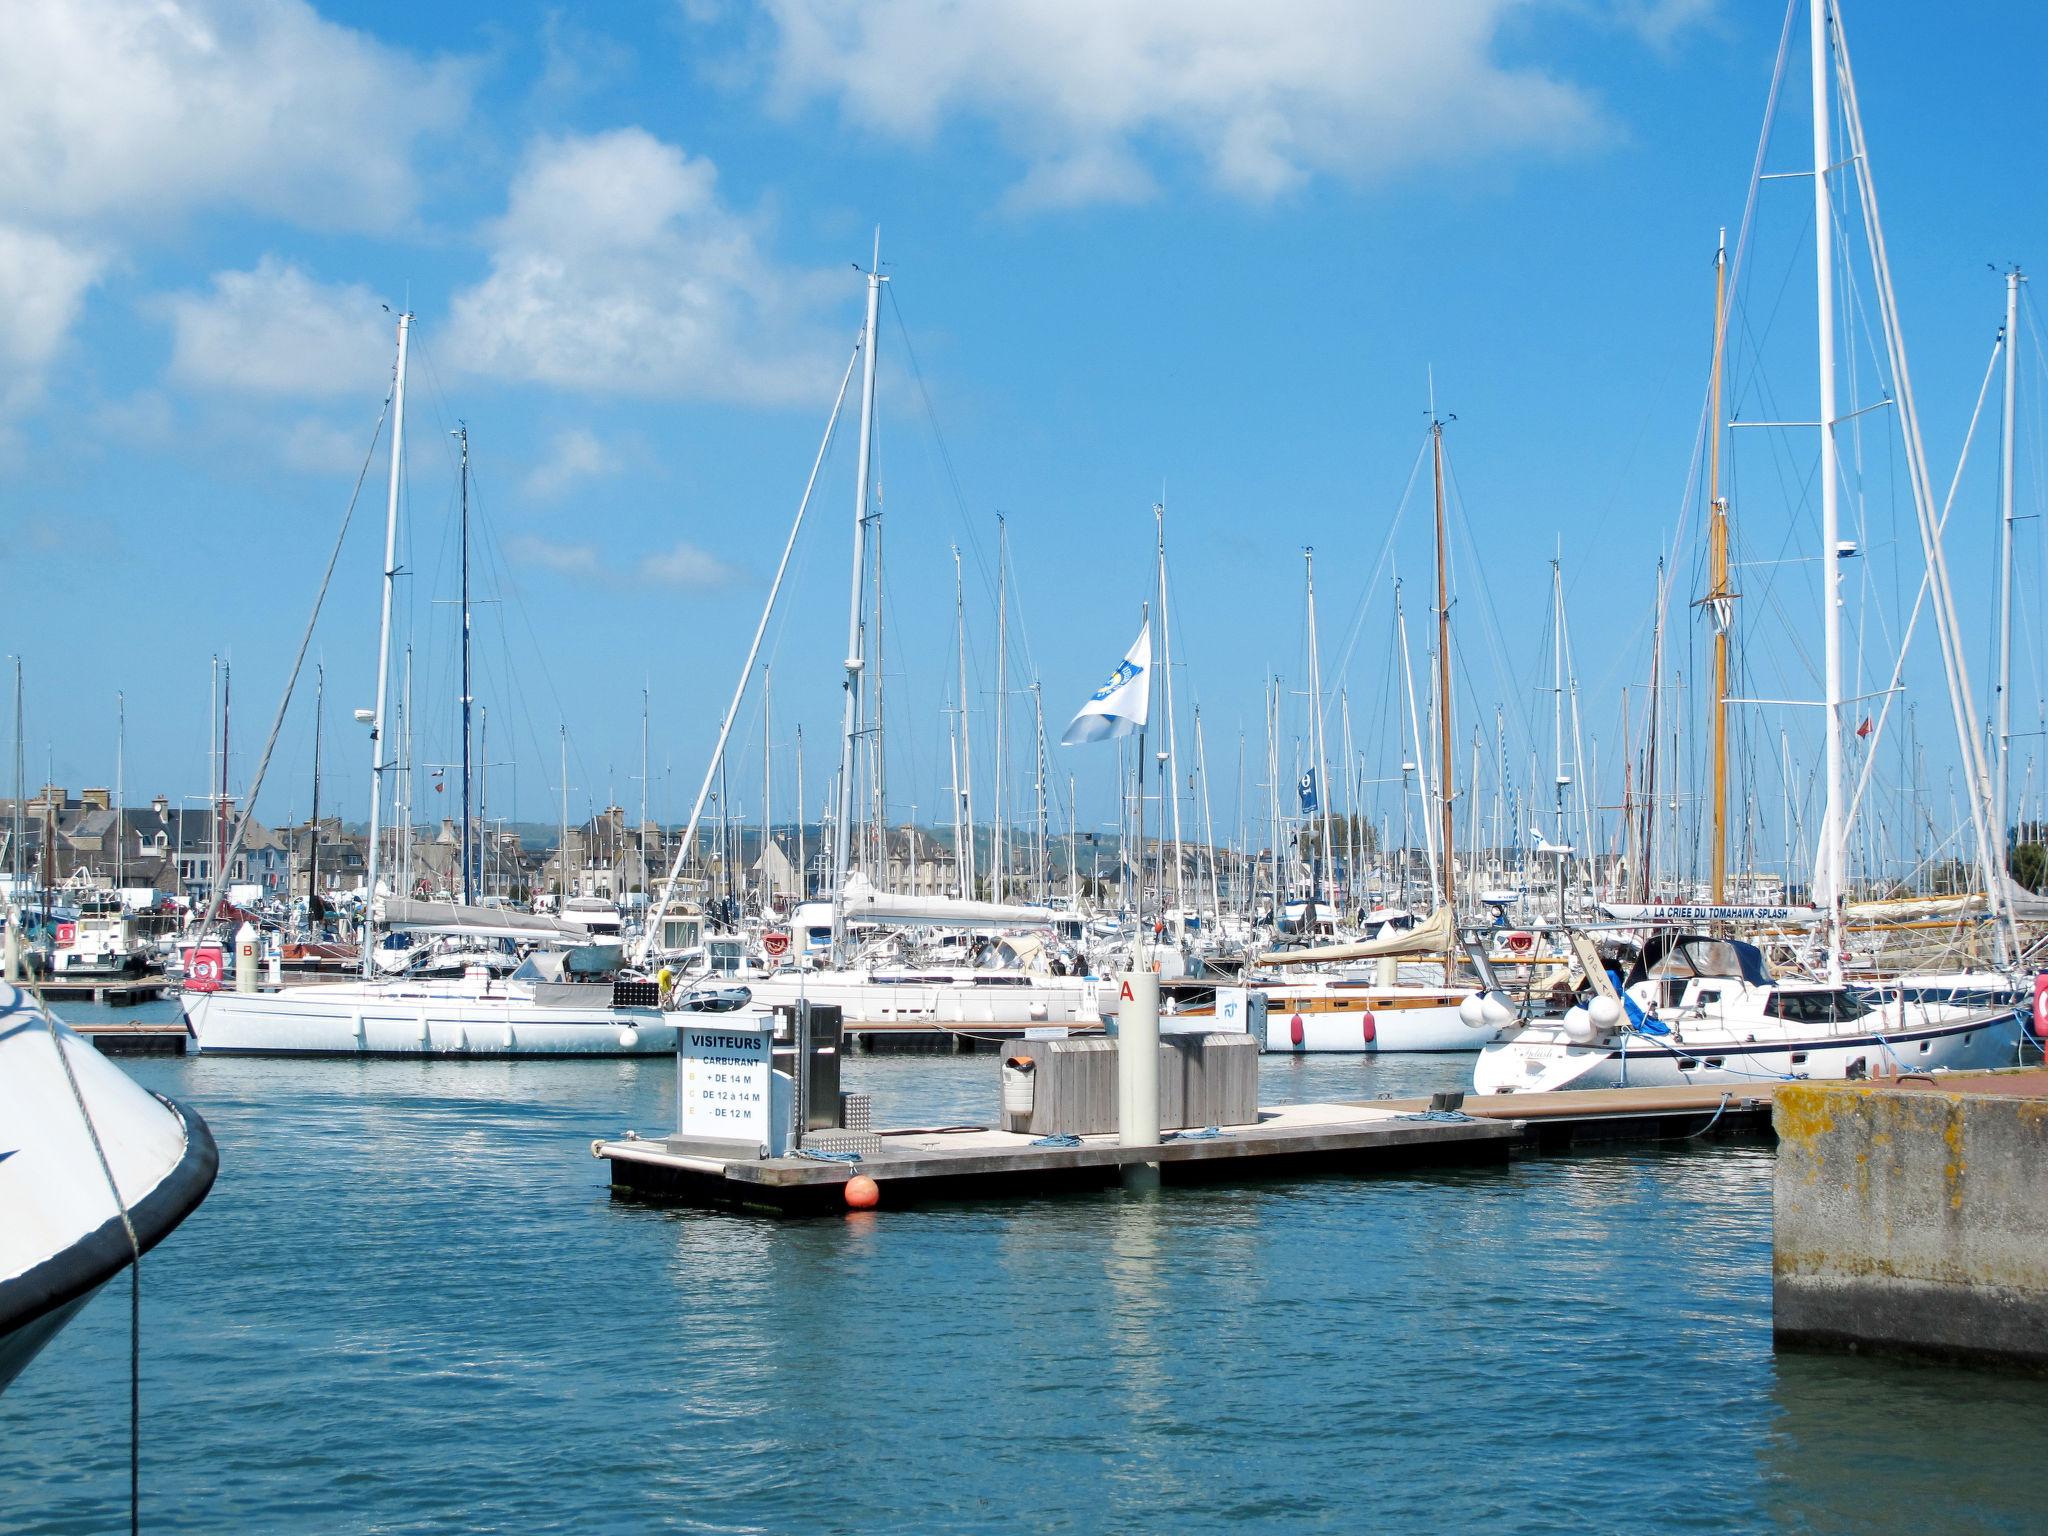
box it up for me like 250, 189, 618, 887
7, 1003, 2048, 1533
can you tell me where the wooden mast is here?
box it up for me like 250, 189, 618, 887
1706, 230, 1733, 903
1431, 416, 1455, 907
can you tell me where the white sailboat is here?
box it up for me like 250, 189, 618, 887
182, 315, 763, 1056
637, 236, 1111, 1038
1476, 0, 2027, 1093
1, 980, 216, 1391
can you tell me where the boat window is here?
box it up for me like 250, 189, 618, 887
1766, 989, 1870, 1024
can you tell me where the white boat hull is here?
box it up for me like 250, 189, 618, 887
182, 981, 679, 1057
1262, 997, 1490, 1053
1473, 1008, 2027, 1094
733, 971, 1102, 1028
2, 982, 217, 1394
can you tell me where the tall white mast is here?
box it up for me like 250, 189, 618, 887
832, 230, 883, 918
1997, 266, 2022, 852
114, 690, 124, 894
952, 543, 976, 898
361, 310, 409, 976
1809, 0, 1847, 981
993, 514, 1008, 899
762, 663, 773, 909
1156, 502, 1186, 910
1395, 579, 1439, 897
1303, 547, 1335, 899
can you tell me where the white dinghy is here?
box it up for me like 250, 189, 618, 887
0, 980, 217, 1392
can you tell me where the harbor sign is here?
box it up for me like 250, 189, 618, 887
676, 1024, 773, 1147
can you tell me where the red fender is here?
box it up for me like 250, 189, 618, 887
2032, 974, 2048, 1040
1289, 1012, 1305, 1049
1361, 1011, 1377, 1045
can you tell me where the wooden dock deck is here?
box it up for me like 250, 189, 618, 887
596, 1080, 1787, 1217
598, 1100, 1520, 1215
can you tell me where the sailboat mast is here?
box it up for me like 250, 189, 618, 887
1157, 502, 1186, 911
115, 690, 124, 894
218, 661, 231, 901
308, 665, 323, 923
1303, 546, 1335, 899
1395, 579, 1438, 897
1707, 230, 1734, 903
1810, 0, 1847, 981
762, 664, 773, 909
362, 311, 409, 975
832, 231, 883, 909
558, 726, 568, 902
993, 513, 1007, 898
456, 424, 474, 906
1996, 266, 2022, 854
953, 544, 976, 898
1431, 420, 1456, 907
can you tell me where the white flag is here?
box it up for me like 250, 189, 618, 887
1061, 625, 1151, 745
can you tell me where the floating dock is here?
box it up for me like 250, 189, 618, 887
598, 1099, 1520, 1215
70, 1019, 191, 1056
26, 976, 170, 1007
596, 1069, 1803, 1216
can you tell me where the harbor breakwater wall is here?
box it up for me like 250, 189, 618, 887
1773, 1074, 2048, 1368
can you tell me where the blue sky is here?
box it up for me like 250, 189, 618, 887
4, 1, 2047, 877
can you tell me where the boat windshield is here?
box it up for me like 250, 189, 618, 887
1765, 988, 1870, 1024
1633, 934, 1773, 987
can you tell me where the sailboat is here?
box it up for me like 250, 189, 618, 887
639, 238, 1107, 1036
182, 315, 767, 1056
1, 980, 216, 1391
1477, 0, 2028, 1093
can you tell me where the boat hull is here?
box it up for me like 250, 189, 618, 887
2, 986, 219, 1394
1262, 996, 1490, 1053
182, 984, 679, 1057
1473, 1010, 2027, 1094
734, 972, 1102, 1029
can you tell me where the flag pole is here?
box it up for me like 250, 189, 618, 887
1120, 597, 1160, 1185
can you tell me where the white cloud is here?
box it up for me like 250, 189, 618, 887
0, 222, 106, 416
524, 427, 622, 501
279, 415, 376, 477
745, 0, 1696, 207
0, 0, 471, 232
446, 129, 841, 403
510, 531, 741, 589
510, 534, 602, 577
644, 540, 740, 588
160, 258, 394, 398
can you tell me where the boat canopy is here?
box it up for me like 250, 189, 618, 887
1254, 904, 1456, 967
1627, 933, 1772, 988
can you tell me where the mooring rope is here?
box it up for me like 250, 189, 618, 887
34, 994, 143, 1535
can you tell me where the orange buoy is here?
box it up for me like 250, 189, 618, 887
844, 1175, 880, 1210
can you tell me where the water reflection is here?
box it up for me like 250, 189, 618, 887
1764, 1350, 2048, 1533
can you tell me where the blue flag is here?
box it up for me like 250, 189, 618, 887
1297, 768, 1319, 812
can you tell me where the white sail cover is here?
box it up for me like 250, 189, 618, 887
838, 875, 1054, 929
1254, 904, 1457, 966
1061, 625, 1150, 745
377, 897, 580, 941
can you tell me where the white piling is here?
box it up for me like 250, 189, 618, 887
1117, 967, 1161, 1189
235, 921, 259, 994
2, 908, 18, 983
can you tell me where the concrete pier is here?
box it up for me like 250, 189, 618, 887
1773, 1069, 2048, 1369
